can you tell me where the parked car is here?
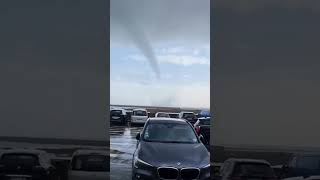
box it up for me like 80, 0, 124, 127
179, 111, 198, 124
132, 118, 210, 180
198, 109, 211, 118
194, 117, 210, 145
110, 108, 127, 125
168, 113, 179, 118
155, 112, 170, 118
282, 153, 320, 178
219, 158, 277, 180
131, 108, 148, 124
68, 149, 109, 180
0, 149, 57, 180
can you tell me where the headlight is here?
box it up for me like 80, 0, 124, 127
134, 156, 153, 168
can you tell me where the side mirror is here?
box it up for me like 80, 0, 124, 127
136, 132, 140, 140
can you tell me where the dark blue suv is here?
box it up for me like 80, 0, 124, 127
284, 153, 320, 178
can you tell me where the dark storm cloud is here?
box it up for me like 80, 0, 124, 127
110, 0, 210, 46
0, 0, 108, 141
213, 0, 320, 148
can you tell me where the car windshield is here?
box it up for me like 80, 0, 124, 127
133, 110, 147, 116
72, 155, 108, 172
297, 156, 320, 170
199, 118, 210, 125
143, 122, 198, 143
157, 113, 170, 118
232, 163, 275, 178
1, 154, 40, 167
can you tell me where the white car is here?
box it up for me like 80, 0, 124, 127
68, 149, 109, 180
155, 112, 170, 118
130, 108, 148, 124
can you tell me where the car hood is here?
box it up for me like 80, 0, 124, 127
137, 141, 209, 168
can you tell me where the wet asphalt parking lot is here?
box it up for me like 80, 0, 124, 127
110, 123, 143, 180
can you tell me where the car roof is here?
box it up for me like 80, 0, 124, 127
110, 108, 125, 111
156, 112, 169, 114
72, 149, 107, 156
0, 149, 46, 155
226, 158, 271, 165
148, 117, 188, 123
133, 108, 147, 111
180, 111, 195, 113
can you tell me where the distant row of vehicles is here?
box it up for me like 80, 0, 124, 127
0, 149, 108, 180
110, 107, 210, 125
110, 108, 211, 145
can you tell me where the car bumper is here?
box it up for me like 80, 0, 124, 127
131, 120, 147, 124
132, 166, 211, 180
132, 167, 158, 180
111, 117, 125, 123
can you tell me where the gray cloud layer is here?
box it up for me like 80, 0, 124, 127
110, 0, 210, 46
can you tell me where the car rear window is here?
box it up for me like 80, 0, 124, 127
199, 118, 210, 125
1, 154, 40, 167
133, 110, 147, 116
182, 113, 195, 119
157, 113, 170, 118
72, 155, 108, 172
232, 163, 275, 178
111, 110, 122, 115
169, 114, 179, 118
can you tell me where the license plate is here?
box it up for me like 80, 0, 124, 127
112, 116, 120, 119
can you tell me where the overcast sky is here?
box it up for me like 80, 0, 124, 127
110, 0, 210, 108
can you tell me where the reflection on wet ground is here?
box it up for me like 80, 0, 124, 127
110, 124, 143, 180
